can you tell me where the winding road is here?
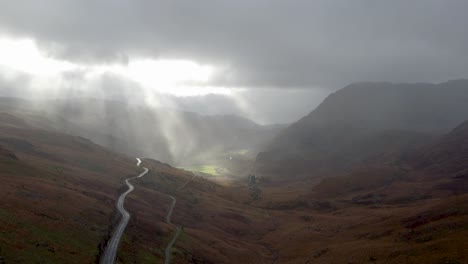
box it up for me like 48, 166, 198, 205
164, 176, 194, 264
101, 158, 148, 264
164, 195, 182, 264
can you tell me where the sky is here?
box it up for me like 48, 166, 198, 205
0, 0, 467, 124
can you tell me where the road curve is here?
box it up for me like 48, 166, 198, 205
101, 158, 148, 264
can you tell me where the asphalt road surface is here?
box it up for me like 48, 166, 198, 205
164, 194, 182, 264
101, 158, 148, 264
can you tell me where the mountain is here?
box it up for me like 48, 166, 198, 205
0, 97, 283, 166
256, 79, 468, 177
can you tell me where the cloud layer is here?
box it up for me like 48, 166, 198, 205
1, 0, 467, 89
0, 1, 467, 123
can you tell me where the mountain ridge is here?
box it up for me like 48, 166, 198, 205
256, 79, 468, 178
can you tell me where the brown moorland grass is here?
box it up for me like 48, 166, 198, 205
0, 117, 138, 263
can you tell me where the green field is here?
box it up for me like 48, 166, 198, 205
184, 165, 220, 176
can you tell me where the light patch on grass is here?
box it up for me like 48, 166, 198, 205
183, 165, 220, 176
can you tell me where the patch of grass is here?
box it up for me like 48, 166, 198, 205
186, 165, 220, 176
198, 165, 218, 175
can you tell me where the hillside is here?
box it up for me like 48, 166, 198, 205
309, 119, 468, 202
0, 112, 139, 263
256, 80, 468, 178
411, 120, 468, 175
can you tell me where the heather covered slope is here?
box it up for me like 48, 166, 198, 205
257, 80, 468, 177
0, 112, 139, 263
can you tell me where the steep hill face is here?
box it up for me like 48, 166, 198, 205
257, 80, 468, 177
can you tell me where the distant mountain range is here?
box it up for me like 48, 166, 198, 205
0, 97, 284, 165
256, 79, 468, 177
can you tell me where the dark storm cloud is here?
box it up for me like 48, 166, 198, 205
0, 0, 467, 90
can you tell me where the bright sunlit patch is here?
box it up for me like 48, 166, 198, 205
0, 37, 77, 76
154, 85, 234, 97
93, 58, 221, 96
128, 59, 214, 85
0, 36, 227, 96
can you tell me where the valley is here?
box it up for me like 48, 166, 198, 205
0, 80, 467, 264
